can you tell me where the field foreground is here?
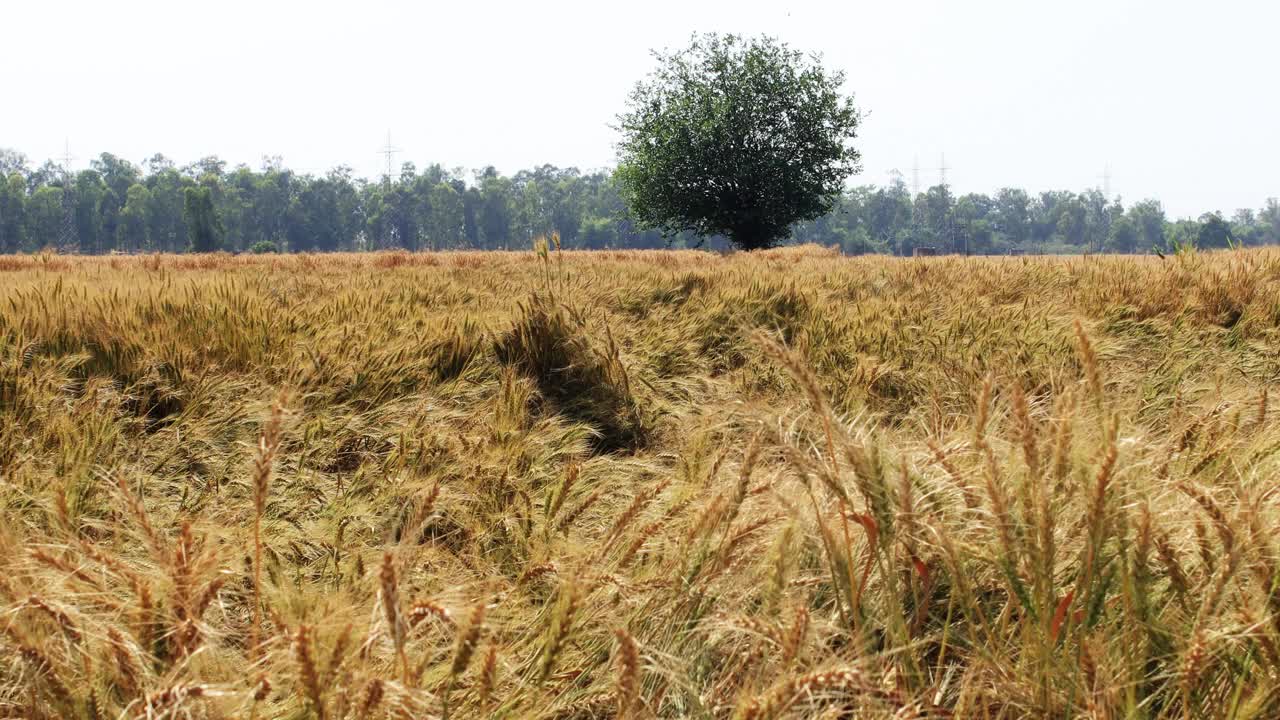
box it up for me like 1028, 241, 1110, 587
3, 246, 1280, 718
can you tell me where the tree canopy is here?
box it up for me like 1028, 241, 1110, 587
183, 186, 224, 253
616, 34, 861, 250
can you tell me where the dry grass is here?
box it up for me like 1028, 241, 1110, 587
3, 245, 1280, 718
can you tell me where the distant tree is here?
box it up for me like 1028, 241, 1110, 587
1230, 208, 1262, 246
1081, 189, 1112, 252
1056, 196, 1088, 246
1260, 198, 1280, 245
1166, 218, 1201, 251
462, 186, 482, 248
0, 173, 25, 252
26, 186, 64, 249
184, 186, 224, 252
384, 180, 420, 250
1127, 199, 1166, 250
478, 170, 513, 249
426, 182, 464, 249
148, 168, 190, 251
1106, 215, 1139, 253
255, 166, 293, 250
73, 170, 106, 253
91, 153, 141, 202
187, 155, 227, 181
864, 180, 912, 254
98, 187, 121, 253
27, 160, 63, 193
917, 185, 954, 251
616, 33, 861, 250
580, 215, 619, 249
0, 149, 30, 179
287, 173, 352, 252
1196, 212, 1234, 249
953, 193, 996, 254
117, 183, 151, 252
145, 154, 176, 175
993, 188, 1031, 247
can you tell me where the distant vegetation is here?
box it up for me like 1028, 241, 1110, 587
2, 147, 1275, 256
3, 247, 1280, 717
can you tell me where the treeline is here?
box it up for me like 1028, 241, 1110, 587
1, 148, 1277, 254
0, 150, 673, 254
795, 182, 1280, 255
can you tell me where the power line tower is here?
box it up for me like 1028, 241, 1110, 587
378, 131, 400, 187
1091, 165, 1115, 255
916, 153, 955, 253
57, 139, 79, 253
59, 140, 75, 173
904, 153, 956, 253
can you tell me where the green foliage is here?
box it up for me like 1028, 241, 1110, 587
1197, 212, 1235, 249
25, 185, 64, 250
183, 185, 224, 253
116, 183, 150, 252
0, 173, 26, 252
1106, 215, 1139, 252
0, 146, 1277, 255
249, 239, 278, 254
616, 33, 861, 250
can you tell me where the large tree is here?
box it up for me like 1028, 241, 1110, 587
616, 33, 861, 250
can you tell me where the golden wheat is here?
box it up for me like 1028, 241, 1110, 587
1, 245, 1279, 718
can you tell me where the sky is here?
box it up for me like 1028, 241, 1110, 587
4, 0, 1276, 219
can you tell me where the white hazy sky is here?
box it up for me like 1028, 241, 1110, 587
5, 0, 1276, 218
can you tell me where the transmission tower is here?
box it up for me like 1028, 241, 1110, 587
917, 153, 954, 252
59, 140, 75, 175
58, 139, 79, 253
902, 152, 954, 253
1098, 165, 1112, 200
910, 154, 951, 191
378, 131, 400, 187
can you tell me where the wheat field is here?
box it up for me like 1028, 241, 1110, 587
2, 245, 1279, 719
